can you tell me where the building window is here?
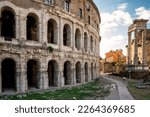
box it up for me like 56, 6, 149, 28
44, 0, 54, 5
64, 0, 70, 12
79, 8, 82, 18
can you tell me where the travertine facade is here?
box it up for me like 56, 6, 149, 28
126, 19, 150, 71
0, 0, 101, 93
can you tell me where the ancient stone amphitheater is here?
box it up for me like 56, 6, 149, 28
0, 0, 101, 94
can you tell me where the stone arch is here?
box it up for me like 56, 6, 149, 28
84, 62, 88, 82
47, 60, 58, 87
75, 28, 81, 50
27, 59, 40, 89
0, 1, 18, 13
64, 61, 72, 85
76, 61, 82, 83
90, 36, 93, 52
84, 32, 88, 52
26, 13, 39, 41
63, 24, 71, 46
91, 63, 94, 80
1, 58, 16, 92
0, 6, 16, 40
47, 19, 58, 44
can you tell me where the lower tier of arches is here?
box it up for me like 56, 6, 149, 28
0, 56, 100, 94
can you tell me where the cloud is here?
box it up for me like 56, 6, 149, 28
100, 35, 127, 58
110, 35, 125, 44
100, 3, 132, 35
135, 7, 150, 22
118, 3, 128, 10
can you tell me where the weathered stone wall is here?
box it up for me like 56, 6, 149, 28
0, 0, 101, 94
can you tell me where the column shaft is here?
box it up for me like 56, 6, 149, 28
134, 30, 138, 65
128, 32, 131, 64
142, 29, 147, 65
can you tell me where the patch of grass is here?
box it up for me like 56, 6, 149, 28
0, 80, 110, 100
127, 79, 150, 100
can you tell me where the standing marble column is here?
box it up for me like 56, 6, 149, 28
134, 29, 138, 65
128, 32, 131, 64
142, 29, 147, 65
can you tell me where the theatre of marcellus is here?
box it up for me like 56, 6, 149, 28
0, 0, 101, 94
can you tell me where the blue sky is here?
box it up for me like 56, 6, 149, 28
93, 0, 150, 58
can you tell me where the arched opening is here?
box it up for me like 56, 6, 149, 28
75, 28, 81, 50
90, 36, 93, 52
47, 60, 58, 87
1, 7, 15, 41
27, 13, 39, 41
27, 60, 39, 89
84, 32, 88, 52
47, 19, 57, 44
76, 62, 81, 83
63, 24, 71, 46
2, 58, 16, 92
64, 61, 71, 85
91, 63, 94, 80
85, 62, 88, 82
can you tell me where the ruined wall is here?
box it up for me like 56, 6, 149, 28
0, 0, 101, 93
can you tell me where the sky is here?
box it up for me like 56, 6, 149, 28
93, 0, 150, 58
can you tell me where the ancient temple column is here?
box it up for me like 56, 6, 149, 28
15, 15, 20, 39
128, 32, 131, 64
134, 29, 138, 65
142, 29, 147, 65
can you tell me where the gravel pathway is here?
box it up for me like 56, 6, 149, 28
102, 75, 134, 100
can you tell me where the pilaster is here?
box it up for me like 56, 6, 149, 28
15, 15, 20, 39
59, 17, 63, 51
